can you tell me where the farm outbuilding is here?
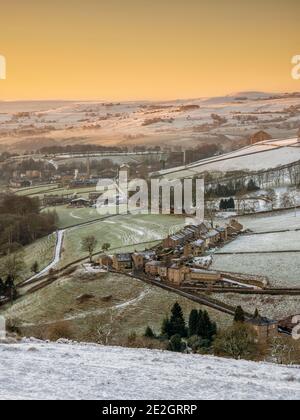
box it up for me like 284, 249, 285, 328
188, 268, 221, 283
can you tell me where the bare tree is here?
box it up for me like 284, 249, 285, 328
205, 200, 216, 228
81, 236, 98, 263
97, 310, 123, 345
266, 189, 277, 211
270, 337, 295, 365
1, 251, 25, 280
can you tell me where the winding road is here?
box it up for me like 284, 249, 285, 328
25, 229, 65, 284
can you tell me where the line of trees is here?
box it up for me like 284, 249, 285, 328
143, 303, 266, 360
145, 302, 217, 353
206, 179, 260, 199
0, 275, 17, 301
219, 197, 235, 211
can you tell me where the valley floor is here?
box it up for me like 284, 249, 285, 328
0, 340, 299, 400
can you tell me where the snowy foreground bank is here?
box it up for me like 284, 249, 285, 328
0, 340, 299, 400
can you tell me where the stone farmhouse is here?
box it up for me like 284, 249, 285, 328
246, 317, 278, 343
112, 253, 133, 272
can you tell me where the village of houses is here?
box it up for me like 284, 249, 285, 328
94, 217, 299, 343
101, 219, 244, 287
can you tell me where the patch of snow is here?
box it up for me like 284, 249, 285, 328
216, 212, 238, 219
0, 341, 299, 400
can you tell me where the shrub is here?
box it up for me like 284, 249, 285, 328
168, 334, 185, 353
214, 323, 258, 360
44, 321, 74, 341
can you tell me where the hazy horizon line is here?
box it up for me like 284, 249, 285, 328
1, 89, 300, 104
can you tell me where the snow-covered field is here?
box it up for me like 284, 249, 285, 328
158, 137, 300, 179
213, 253, 300, 287
213, 210, 300, 287
1, 93, 300, 151
217, 231, 300, 253
0, 340, 299, 400
239, 210, 300, 232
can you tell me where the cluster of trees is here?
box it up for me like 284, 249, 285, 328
0, 275, 17, 301
0, 194, 58, 255
145, 303, 217, 353
143, 303, 267, 361
0, 158, 55, 181
206, 179, 260, 199
39, 144, 132, 155
185, 144, 220, 165
219, 198, 235, 211
39, 144, 165, 156
81, 235, 111, 263
59, 158, 119, 176
0, 152, 16, 163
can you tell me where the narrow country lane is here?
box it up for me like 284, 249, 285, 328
24, 229, 65, 284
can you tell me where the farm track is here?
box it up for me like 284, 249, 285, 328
243, 228, 300, 235
216, 250, 300, 255
121, 273, 254, 319
181, 286, 300, 296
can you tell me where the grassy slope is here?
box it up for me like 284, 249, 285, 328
14, 184, 59, 196
1, 271, 231, 343
0, 234, 56, 284
59, 214, 185, 266
210, 292, 300, 322
43, 206, 104, 228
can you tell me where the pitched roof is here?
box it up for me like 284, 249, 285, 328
192, 239, 205, 246
115, 253, 132, 262
247, 316, 278, 326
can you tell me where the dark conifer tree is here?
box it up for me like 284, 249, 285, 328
254, 308, 260, 319
188, 309, 199, 337
229, 198, 235, 210
169, 302, 187, 338
197, 310, 205, 337
161, 316, 172, 338
144, 326, 155, 338
234, 306, 246, 323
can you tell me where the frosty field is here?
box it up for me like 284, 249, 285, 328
59, 213, 185, 267
158, 137, 300, 179
213, 253, 300, 287
213, 209, 300, 287
239, 209, 300, 232
2, 94, 300, 152
0, 233, 57, 284
0, 340, 299, 400
1, 270, 230, 342
44, 205, 105, 228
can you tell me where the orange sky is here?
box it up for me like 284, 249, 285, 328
0, 0, 300, 101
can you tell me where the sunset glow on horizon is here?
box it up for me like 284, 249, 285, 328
0, 0, 300, 101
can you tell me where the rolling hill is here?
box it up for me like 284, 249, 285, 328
0, 92, 299, 152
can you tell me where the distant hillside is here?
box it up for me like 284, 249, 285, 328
0, 93, 299, 152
